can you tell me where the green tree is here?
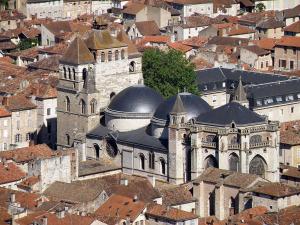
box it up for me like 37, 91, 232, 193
142, 48, 199, 98
0, 0, 8, 9
255, 3, 266, 12
17, 38, 38, 50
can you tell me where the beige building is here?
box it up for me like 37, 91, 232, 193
0, 10, 26, 31
274, 36, 300, 71
0, 107, 12, 151
240, 45, 272, 71
256, 18, 285, 40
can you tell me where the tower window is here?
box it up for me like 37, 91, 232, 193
160, 158, 166, 175
66, 134, 70, 146
72, 68, 76, 80
80, 99, 86, 114
90, 99, 97, 114
63, 67, 67, 78
65, 96, 70, 112
115, 50, 119, 60
129, 61, 135, 72
149, 152, 155, 169
68, 68, 71, 79
82, 68, 87, 87
101, 52, 105, 62
108, 51, 112, 61
139, 153, 145, 170
121, 49, 125, 59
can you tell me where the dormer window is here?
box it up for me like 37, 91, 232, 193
108, 51, 112, 61
286, 95, 294, 101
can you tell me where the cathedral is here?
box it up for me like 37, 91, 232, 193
57, 29, 280, 184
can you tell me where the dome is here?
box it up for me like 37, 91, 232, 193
107, 85, 163, 114
152, 92, 211, 122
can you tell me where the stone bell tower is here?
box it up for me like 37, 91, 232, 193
168, 95, 187, 184
57, 37, 100, 149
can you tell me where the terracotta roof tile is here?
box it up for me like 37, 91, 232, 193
28, 55, 60, 72
18, 176, 40, 189
116, 30, 139, 55
122, 2, 145, 15
165, 0, 212, 5
0, 107, 11, 118
0, 10, 25, 22
94, 194, 147, 225
85, 30, 126, 50
60, 37, 95, 65
181, 36, 208, 48
2, 94, 37, 111
252, 38, 278, 51
284, 20, 300, 33
280, 164, 300, 179
135, 21, 160, 36
253, 182, 300, 198
227, 24, 255, 36
142, 35, 170, 43
0, 162, 26, 184
280, 120, 300, 145
0, 187, 40, 209
167, 42, 192, 53
0, 144, 53, 163
16, 211, 95, 225
275, 36, 300, 48
7, 47, 39, 60
146, 203, 198, 222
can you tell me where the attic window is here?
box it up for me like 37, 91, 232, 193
256, 100, 262, 106
276, 96, 282, 102
286, 95, 294, 101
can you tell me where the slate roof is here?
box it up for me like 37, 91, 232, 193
60, 37, 95, 65
197, 102, 266, 126
117, 126, 168, 151
171, 95, 185, 114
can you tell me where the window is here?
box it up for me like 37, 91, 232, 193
3, 120, 7, 127
26, 133, 31, 141
90, 99, 97, 114
281, 109, 284, 115
68, 68, 71, 79
80, 99, 86, 114
101, 52, 105, 62
3, 143, 7, 150
276, 96, 282, 102
286, 95, 294, 101
121, 49, 125, 59
293, 48, 297, 55
73, 68, 76, 80
291, 107, 294, 113
212, 95, 216, 103
261, 62, 264, 68
108, 51, 112, 61
115, 50, 119, 60
129, 61, 135, 72
266, 61, 269, 67
16, 112, 20, 117
264, 98, 273, 105
297, 93, 300, 99
222, 82, 226, 88
149, 152, 155, 169
15, 134, 21, 143
139, 154, 145, 170
82, 68, 87, 87
284, 47, 287, 54
290, 61, 294, 70
66, 134, 70, 146
160, 158, 166, 175
65, 96, 70, 112
280, 59, 287, 68
256, 100, 262, 106
47, 108, 51, 115
63, 67, 67, 78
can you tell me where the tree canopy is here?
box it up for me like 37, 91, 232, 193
17, 38, 38, 50
255, 3, 266, 12
142, 48, 199, 98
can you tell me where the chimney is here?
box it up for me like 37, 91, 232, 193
120, 179, 128, 186
42, 216, 47, 225
56, 208, 65, 218
10, 193, 15, 203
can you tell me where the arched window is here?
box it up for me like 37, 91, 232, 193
121, 49, 125, 59
94, 143, 100, 159
63, 67, 67, 78
115, 50, 119, 60
66, 134, 70, 146
65, 96, 70, 112
108, 51, 112, 61
249, 155, 267, 178
181, 117, 184, 124
82, 68, 87, 87
68, 68, 71, 79
129, 61, 135, 72
80, 99, 86, 114
160, 158, 166, 175
250, 135, 262, 144
90, 99, 97, 114
110, 92, 116, 100
72, 68, 76, 80
101, 52, 105, 62
229, 197, 236, 216
139, 154, 145, 170
206, 135, 217, 142
204, 155, 218, 169
93, 51, 97, 61
229, 153, 239, 172
149, 152, 155, 169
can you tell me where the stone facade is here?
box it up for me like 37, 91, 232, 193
274, 41, 300, 71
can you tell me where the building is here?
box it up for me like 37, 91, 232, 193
0, 10, 26, 31
274, 36, 300, 71
56, 29, 143, 149
26, 0, 63, 20
126, 21, 161, 40
256, 17, 285, 40
0, 162, 26, 190
240, 45, 272, 71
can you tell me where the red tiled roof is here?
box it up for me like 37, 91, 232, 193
167, 42, 193, 53
0, 107, 11, 118
94, 194, 146, 225
280, 120, 300, 145
146, 203, 198, 222
252, 38, 278, 50
253, 182, 300, 198
181, 36, 208, 48
276, 36, 300, 48
0, 144, 53, 163
122, 2, 145, 15
135, 21, 160, 36
0, 162, 26, 184
0, 10, 26, 21
284, 20, 300, 33
2, 94, 37, 112
143, 35, 170, 43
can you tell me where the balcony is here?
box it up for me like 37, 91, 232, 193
201, 141, 217, 148
249, 141, 270, 149
228, 143, 241, 150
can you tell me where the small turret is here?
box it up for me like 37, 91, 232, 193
232, 76, 249, 108
169, 94, 186, 126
